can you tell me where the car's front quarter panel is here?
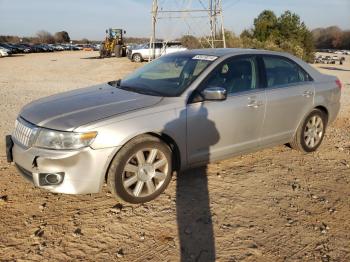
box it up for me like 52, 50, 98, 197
76, 100, 188, 169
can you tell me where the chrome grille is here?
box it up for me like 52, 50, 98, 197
12, 119, 37, 147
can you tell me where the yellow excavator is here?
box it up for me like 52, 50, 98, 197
100, 28, 127, 58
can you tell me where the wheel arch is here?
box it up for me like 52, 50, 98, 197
146, 132, 181, 173
291, 104, 330, 145
104, 131, 181, 182
314, 105, 329, 123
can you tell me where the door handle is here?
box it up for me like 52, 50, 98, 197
302, 91, 313, 98
247, 100, 263, 108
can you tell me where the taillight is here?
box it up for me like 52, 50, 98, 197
335, 79, 342, 90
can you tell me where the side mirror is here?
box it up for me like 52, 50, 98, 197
124, 30, 126, 34
201, 87, 227, 101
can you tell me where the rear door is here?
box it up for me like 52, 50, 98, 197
260, 55, 315, 146
186, 55, 266, 165
142, 43, 162, 60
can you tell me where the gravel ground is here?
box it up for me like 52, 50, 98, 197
0, 51, 349, 261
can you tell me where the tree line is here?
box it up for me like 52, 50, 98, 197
181, 10, 316, 62
312, 26, 350, 50
0, 30, 71, 44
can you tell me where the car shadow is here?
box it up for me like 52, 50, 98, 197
8, 54, 25, 57
165, 105, 219, 261
80, 56, 103, 60
319, 66, 350, 72
176, 167, 216, 261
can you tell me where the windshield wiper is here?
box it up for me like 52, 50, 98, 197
118, 85, 162, 96
107, 79, 122, 88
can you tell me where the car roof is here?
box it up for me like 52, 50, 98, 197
171, 48, 293, 57
167, 48, 324, 81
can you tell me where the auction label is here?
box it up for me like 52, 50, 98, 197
192, 55, 218, 61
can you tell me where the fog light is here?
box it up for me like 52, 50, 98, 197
39, 172, 64, 186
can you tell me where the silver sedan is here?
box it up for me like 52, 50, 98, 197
6, 49, 341, 203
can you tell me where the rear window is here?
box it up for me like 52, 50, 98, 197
263, 56, 312, 88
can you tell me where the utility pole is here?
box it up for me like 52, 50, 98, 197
218, 0, 226, 48
209, 0, 214, 48
150, 0, 226, 58
150, 0, 158, 61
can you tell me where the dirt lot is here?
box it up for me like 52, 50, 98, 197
0, 51, 349, 261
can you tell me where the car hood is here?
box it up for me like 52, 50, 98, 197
20, 83, 163, 131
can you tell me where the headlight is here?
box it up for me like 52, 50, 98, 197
34, 129, 97, 150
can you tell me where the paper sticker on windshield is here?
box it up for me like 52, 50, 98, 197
192, 55, 218, 61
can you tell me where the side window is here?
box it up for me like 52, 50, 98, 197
263, 56, 311, 88
155, 43, 163, 49
192, 60, 210, 77
205, 56, 259, 94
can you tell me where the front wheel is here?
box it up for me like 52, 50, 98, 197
114, 45, 121, 57
290, 109, 327, 153
99, 46, 106, 58
107, 135, 173, 204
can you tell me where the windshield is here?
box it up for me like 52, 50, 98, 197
118, 54, 216, 97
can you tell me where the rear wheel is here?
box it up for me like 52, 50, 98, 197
132, 53, 142, 63
107, 135, 173, 204
290, 109, 327, 153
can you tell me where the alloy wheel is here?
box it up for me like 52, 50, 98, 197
303, 115, 324, 148
122, 148, 168, 197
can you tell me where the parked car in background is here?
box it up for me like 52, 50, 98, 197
28, 44, 43, 53
49, 44, 64, 51
93, 44, 100, 51
0, 42, 88, 54
314, 53, 344, 65
128, 41, 187, 62
5, 43, 23, 53
0, 43, 18, 54
15, 44, 31, 53
0, 47, 9, 57
6, 49, 341, 204
332, 55, 340, 62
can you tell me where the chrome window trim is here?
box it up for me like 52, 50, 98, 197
264, 81, 314, 92
226, 88, 265, 99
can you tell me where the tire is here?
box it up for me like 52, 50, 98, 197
121, 47, 127, 57
114, 45, 121, 58
99, 46, 106, 58
107, 135, 173, 204
290, 109, 327, 153
132, 53, 142, 63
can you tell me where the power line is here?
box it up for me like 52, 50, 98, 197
150, 0, 226, 58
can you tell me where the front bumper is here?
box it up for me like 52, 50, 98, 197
7, 137, 119, 194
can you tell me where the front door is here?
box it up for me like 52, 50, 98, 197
186, 56, 266, 165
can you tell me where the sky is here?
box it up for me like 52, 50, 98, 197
0, 0, 349, 41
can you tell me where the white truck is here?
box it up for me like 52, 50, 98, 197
128, 41, 187, 62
